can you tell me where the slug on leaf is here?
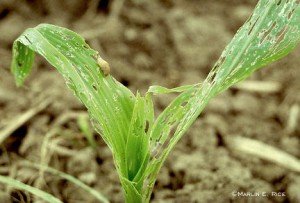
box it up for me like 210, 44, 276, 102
97, 56, 110, 77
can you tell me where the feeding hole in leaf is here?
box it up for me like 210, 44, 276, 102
145, 121, 150, 133
288, 8, 296, 19
248, 17, 260, 35
17, 60, 23, 67
260, 22, 277, 44
181, 101, 188, 107
277, 0, 282, 5
276, 25, 289, 44
92, 84, 98, 91
82, 44, 89, 49
24, 36, 32, 44
210, 72, 217, 82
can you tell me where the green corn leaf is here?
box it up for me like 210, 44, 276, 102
125, 93, 149, 182
0, 175, 62, 203
124, 92, 155, 198
10, 24, 135, 179
148, 83, 200, 95
149, 88, 197, 151
144, 93, 154, 135
209, 0, 300, 93
10, 23, 151, 202
120, 177, 142, 203
145, 0, 300, 198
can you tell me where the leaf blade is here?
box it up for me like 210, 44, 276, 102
0, 175, 62, 203
145, 0, 300, 199
11, 24, 135, 177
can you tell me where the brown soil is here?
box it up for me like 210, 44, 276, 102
0, 0, 299, 203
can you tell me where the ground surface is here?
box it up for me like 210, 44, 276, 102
0, 0, 299, 202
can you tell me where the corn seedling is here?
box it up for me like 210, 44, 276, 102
6, 0, 300, 202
